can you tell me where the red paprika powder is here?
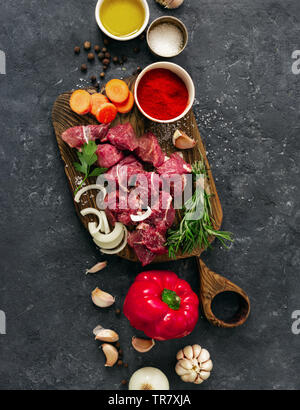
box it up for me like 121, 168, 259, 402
137, 68, 189, 120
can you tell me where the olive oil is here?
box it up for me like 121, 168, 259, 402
100, 0, 145, 38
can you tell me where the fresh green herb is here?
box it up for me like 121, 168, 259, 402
167, 157, 233, 258
73, 141, 107, 194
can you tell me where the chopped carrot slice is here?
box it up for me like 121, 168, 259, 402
91, 93, 109, 117
69, 90, 91, 115
96, 103, 118, 124
115, 91, 134, 114
105, 79, 129, 104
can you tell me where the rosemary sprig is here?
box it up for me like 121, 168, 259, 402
167, 157, 234, 258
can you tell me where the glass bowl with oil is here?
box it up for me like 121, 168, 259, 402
95, 0, 150, 41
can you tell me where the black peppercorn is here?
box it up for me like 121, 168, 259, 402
115, 341, 121, 349
98, 52, 104, 60
84, 41, 91, 51
102, 47, 107, 53
81, 64, 87, 72
100, 72, 105, 79
117, 360, 123, 366
87, 53, 95, 61
102, 58, 110, 66
136, 66, 142, 74
103, 38, 109, 46
123, 363, 128, 368
113, 56, 119, 64
121, 380, 127, 385
74, 46, 80, 54
105, 52, 111, 59
94, 45, 101, 53
115, 308, 121, 315
91, 75, 97, 83
103, 65, 108, 71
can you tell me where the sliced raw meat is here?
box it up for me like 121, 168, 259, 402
96, 144, 124, 169
135, 132, 165, 167
137, 223, 167, 255
156, 152, 192, 175
128, 230, 156, 266
106, 123, 138, 151
62, 124, 109, 149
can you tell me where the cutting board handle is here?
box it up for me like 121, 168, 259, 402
196, 258, 250, 328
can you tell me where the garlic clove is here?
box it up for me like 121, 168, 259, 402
175, 362, 188, 376
101, 343, 119, 367
178, 358, 193, 370
181, 371, 197, 383
93, 326, 119, 342
192, 344, 202, 359
172, 129, 196, 150
198, 348, 210, 363
176, 349, 184, 360
201, 359, 213, 372
86, 261, 107, 274
199, 370, 211, 380
183, 345, 193, 360
92, 287, 115, 308
156, 0, 184, 9
132, 336, 155, 353
93, 325, 104, 336
194, 375, 204, 384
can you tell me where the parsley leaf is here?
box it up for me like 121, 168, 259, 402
73, 141, 107, 195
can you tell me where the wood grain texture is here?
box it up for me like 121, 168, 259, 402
197, 259, 251, 328
51, 76, 223, 263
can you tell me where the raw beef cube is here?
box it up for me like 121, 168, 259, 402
156, 152, 192, 175
106, 123, 138, 151
128, 230, 156, 266
62, 124, 109, 149
149, 192, 176, 234
135, 132, 165, 167
96, 144, 124, 169
137, 223, 168, 255
105, 156, 144, 192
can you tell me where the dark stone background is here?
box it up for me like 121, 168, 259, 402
0, 0, 299, 390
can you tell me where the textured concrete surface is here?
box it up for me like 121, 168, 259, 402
0, 0, 299, 390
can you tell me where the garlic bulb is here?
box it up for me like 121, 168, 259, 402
175, 345, 213, 384
156, 0, 184, 9
129, 367, 169, 390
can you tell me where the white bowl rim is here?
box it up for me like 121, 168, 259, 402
134, 62, 195, 124
95, 0, 150, 41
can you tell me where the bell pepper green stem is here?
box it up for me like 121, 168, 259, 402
161, 289, 181, 310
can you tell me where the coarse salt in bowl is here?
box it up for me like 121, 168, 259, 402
134, 62, 195, 124
147, 16, 188, 58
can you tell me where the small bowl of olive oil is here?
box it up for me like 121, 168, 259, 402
95, 0, 150, 41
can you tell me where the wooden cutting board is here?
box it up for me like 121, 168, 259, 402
52, 76, 223, 263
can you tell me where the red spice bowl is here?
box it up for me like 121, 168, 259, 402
134, 62, 195, 123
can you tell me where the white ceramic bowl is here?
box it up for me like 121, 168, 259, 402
134, 62, 195, 123
95, 0, 150, 41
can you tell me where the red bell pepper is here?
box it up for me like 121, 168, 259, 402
123, 270, 199, 341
